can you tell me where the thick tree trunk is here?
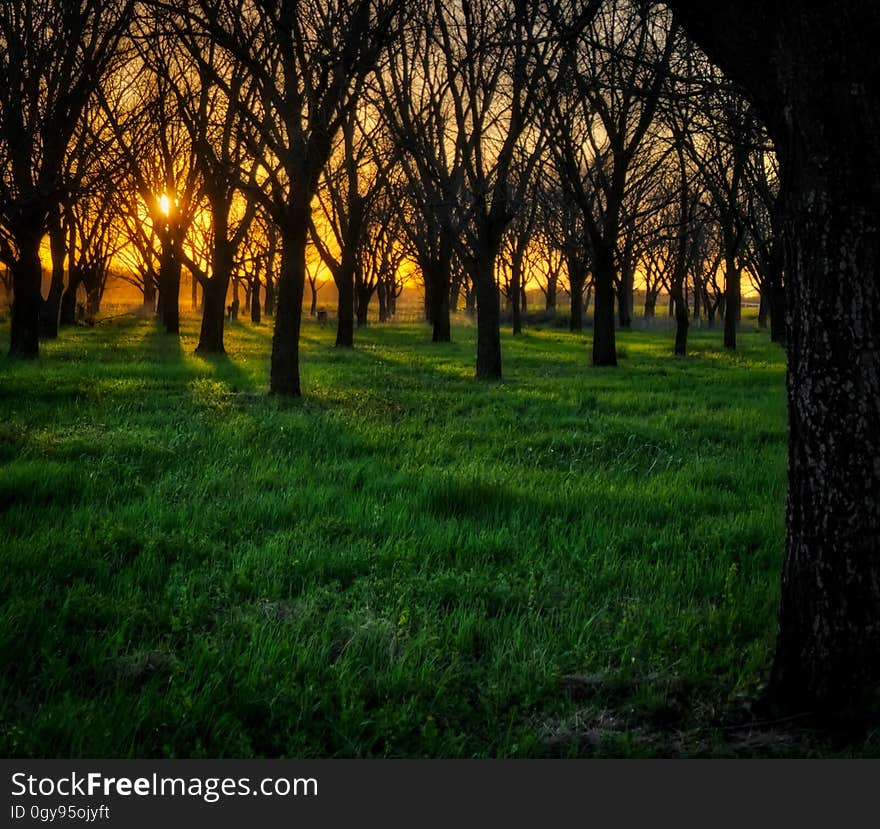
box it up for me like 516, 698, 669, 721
196, 278, 228, 354
770, 167, 880, 716
769, 235, 786, 344
270, 220, 307, 396
592, 245, 617, 366
757, 289, 769, 328
474, 267, 502, 380
472, 230, 503, 380
644, 295, 657, 318
9, 232, 43, 357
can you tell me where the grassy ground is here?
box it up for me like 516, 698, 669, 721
0, 311, 859, 757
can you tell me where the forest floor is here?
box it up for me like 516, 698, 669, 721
1, 313, 875, 757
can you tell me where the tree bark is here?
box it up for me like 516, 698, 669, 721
158, 245, 181, 335
617, 268, 634, 329
335, 264, 355, 348
428, 265, 451, 343
566, 255, 585, 332
60, 265, 82, 327
355, 282, 371, 327
196, 278, 228, 354
39, 212, 66, 339
723, 255, 740, 349
545, 273, 558, 313
270, 218, 308, 396
668, 0, 880, 717
9, 231, 42, 357
592, 244, 617, 366
511, 259, 523, 335
251, 279, 261, 324
475, 265, 502, 380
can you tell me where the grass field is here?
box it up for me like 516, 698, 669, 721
0, 312, 855, 757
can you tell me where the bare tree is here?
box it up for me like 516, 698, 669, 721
0, 0, 134, 355
179, 0, 399, 395
310, 98, 396, 345
542, 0, 676, 365
668, 0, 880, 717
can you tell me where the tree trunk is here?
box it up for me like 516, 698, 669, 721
770, 156, 880, 716
196, 278, 228, 354
692, 274, 702, 321
450, 269, 462, 313
355, 283, 370, 327
769, 235, 786, 344
671, 286, 689, 356
474, 264, 502, 380
335, 264, 354, 347
668, 0, 880, 718
757, 289, 769, 328
264, 277, 275, 317
546, 274, 558, 313
144, 274, 157, 313
9, 231, 42, 357
511, 259, 523, 335
723, 257, 739, 349
567, 255, 585, 332
60, 266, 82, 327
270, 220, 307, 396
251, 279, 261, 324
377, 280, 389, 322
309, 280, 318, 317
429, 266, 451, 343
158, 245, 181, 335
39, 213, 66, 339
592, 245, 617, 366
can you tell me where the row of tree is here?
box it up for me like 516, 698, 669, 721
1, 0, 783, 382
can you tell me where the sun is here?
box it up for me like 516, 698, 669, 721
159, 194, 171, 216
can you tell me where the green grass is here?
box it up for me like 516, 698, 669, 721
0, 312, 852, 757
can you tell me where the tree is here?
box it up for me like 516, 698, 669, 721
161, 24, 259, 354
542, 0, 676, 365
0, 0, 134, 356
310, 98, 395, 345
666, 1, 880, 717
183, 0, 399, 395
99, 43, 202, 336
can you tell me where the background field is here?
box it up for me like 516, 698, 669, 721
0, 314, 849, 756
